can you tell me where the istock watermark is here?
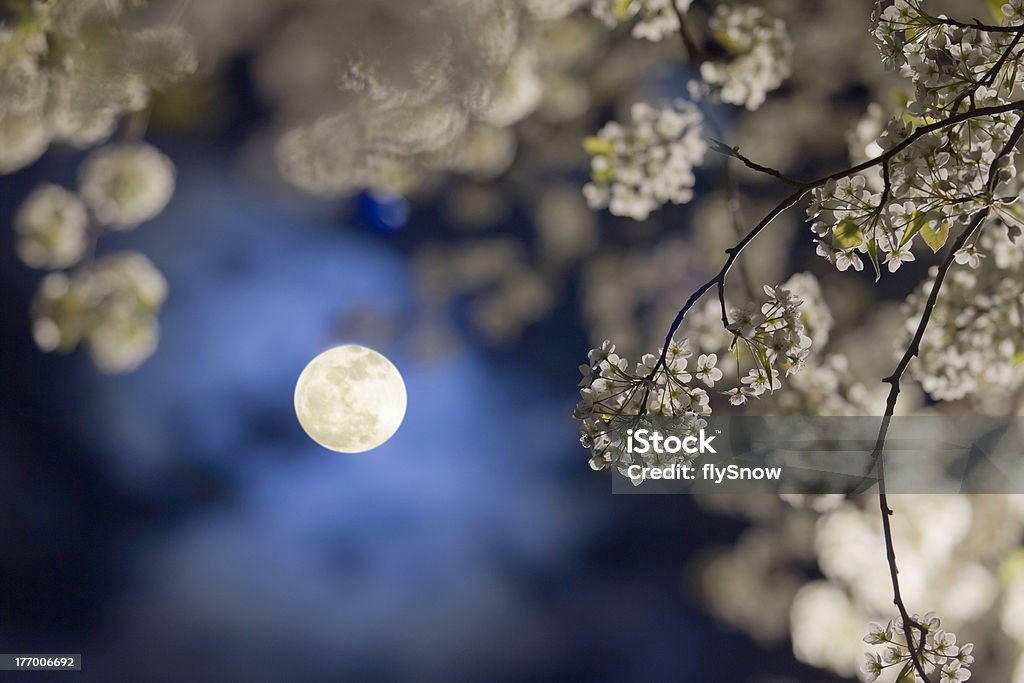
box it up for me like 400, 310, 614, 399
624, 427, 783, 484
626, 427, 717, 455
609, 416, 1024, 494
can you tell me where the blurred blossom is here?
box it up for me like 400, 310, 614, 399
698, 5, 792, 111
31, 252, 168, 373
789, 581, 866, 676
0, 3, 195, 173
14, 184, 90, 269
79, 143, 177, 229
589, 0, 692, 43
0, 111, 49, 173
583, 99, 707, 220
700, 527, 801, 645
434, 125, 517, 181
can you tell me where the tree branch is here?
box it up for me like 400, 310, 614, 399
672, 2, 707, 64
867, 114, 1024, 683
646, 100, 1024, 377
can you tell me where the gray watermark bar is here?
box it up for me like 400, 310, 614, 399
0, 654, 81, 670
604, 416, 1024, 494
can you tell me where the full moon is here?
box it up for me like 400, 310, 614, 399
294, 345, 407, 453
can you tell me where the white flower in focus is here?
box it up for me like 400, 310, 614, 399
694, 353, 723, 387
741, 367, 781, 396
861, 652, 882, 682
940, 661, 971, 682
724, 387, 748, 405
14, 185, 89, 269
863, 621, 891, 644
79, 144, 176, 229
953, 246, 984, 269
883, 242, 915, 273
835, 249, 864, 272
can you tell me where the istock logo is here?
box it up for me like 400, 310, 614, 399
626, 428, 717, 455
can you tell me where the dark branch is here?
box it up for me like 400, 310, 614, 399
868, 114, 1024, 683
672, 3, 707, 64
926, 15, 1024, 33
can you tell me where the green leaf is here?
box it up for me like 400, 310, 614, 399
583, 136, 614, 157
832, 219, 865, 250
1016, 350, 1024, 366
900, 211, 931, 247
920, 219, 950, 253
613, 0, 634, 20
895, 663, 915, 683
708, 138, 740, 159
867, 238, 882, 282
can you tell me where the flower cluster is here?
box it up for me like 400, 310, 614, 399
699, 5, 793, 110
589, 0, 693, 42
807, 108, 1023, 278
723, 284, 813, 405
575, 284, 811, 470
583, 100, 707, 220
32, 253, 168, 374
873, 0, 1024, 118
862, 613, 974, 682
908, 226, 1024, 402
808, 0, 1024, 278
16, 142, 175, 373
0, 2, 195, 174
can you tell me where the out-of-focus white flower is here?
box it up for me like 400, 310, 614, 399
79, 144, 176, 229
590, 0, 692, 42
0, 111, 50, 173
480, 49, 543, 127
583, 99, 706, 220
14, 185, 90, 269
789, 581, 866, 677
30, 252, 168, 373
699, 5, 792, 110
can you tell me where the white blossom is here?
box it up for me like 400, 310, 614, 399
589, 0, 693, 42
79, 144, 176, 229
30, 252, 168, 373
14, 185, 90, 269
699, 5, 793, 110
583, 99, 707, 220
575, 283, 810, 469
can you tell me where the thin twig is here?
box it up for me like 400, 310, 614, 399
723, 159, 758, 301
927, 15, 1024, 33
712, 144, 807, 187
